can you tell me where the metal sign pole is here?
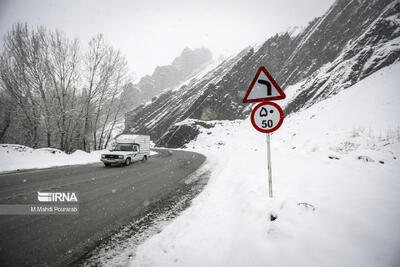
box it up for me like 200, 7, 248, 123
266, 133, 273, 198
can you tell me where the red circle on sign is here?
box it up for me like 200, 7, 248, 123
250, 102, 284, 133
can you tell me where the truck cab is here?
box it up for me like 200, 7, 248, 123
101, 135, 150, 167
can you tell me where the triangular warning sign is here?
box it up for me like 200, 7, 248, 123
242, 66, 286, 103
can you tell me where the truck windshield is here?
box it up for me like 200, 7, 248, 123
112, 144, 133, 151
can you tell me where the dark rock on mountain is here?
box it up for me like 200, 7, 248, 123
124, 49, 251, 147
125, 0, 400, 148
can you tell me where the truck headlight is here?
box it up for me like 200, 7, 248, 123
118, 155, 124, 159
101, 155, 105, 158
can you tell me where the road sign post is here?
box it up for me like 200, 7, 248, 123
250, 102, 284, 198
267, 133, 273, 198
243, 66, 286, 199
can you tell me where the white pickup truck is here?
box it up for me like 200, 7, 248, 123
101, 134, 151, 167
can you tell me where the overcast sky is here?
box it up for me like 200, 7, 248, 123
0, 0, 335, 79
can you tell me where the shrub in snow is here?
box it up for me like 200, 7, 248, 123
357, 155, 375, 162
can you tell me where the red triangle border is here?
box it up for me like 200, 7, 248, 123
242, 66, 286, 103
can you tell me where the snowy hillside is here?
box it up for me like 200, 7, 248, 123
125, 48, 252, 147
125, 0, 400, 148
135, 47, 213, 102
130, 62, 400, 266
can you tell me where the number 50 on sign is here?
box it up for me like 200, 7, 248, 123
250, 102, 284, 133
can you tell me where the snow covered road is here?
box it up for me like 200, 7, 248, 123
0, 149, 205, 266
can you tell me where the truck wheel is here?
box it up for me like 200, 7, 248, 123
142, 155, 147, 162
125, 158, 131, 166
104, 163, 111, 167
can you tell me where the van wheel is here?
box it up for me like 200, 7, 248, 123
125, 158, 131, 166
104, 163, 111, 167
142, 155, 147, 162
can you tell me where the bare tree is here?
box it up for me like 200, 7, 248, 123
81, 34, 131, 151
0, 23, 46, 147
81, 34, 107, 152
44, 30, 80, 151
0, 23, 134, 152
0, 91, 11, 141
95, 51, 130, 150
103, 83, 132, 149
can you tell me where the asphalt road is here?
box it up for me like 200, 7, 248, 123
0, 149, 205, 267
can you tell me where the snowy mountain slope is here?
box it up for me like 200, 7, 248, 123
130, 61, 400, 267
125, 0, 400, 148
284, 0, 400, 114
125, 48, 252, 147
136, 47, 213, 101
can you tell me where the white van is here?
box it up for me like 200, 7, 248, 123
101, 134, 151, 167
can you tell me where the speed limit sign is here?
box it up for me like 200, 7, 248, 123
243, 67, 286, 199
250, 102, 284, 133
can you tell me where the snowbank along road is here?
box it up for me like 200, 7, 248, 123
0, 149, 205, 266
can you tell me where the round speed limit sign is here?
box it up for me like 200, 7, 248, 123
250, 102, 284, 133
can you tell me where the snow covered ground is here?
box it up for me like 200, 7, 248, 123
0, 144, 158, 173
0, 144, 106, 173
130, 63, 400, 267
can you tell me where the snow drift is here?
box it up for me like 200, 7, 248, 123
0, 144, 105, 173
130, 63, 400, 267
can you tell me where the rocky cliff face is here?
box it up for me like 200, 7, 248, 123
125, 0, 400, 148
138, 47, 213, 101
